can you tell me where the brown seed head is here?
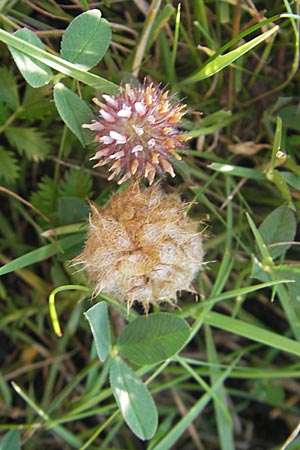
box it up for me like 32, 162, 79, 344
83, 80, 189, 185
73, 182, 205, 311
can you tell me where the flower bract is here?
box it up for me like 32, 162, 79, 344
73, 182, 205, 311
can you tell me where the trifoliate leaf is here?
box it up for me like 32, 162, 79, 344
5, 127, 51, 161
0, 147, 20, 184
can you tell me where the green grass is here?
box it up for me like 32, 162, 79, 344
0, 1, 300, 449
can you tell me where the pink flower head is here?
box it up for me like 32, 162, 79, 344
83, 80, 189, 184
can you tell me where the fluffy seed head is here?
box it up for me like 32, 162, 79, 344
83, 80, 189, 185
73, 182, 205, 312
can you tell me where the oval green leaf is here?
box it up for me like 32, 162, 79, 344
274, 265, 300, 306
116, 313, 190, 366
85, 302, 111, 362
8, 28, 52, 88
0, 430, 20, 450
109, 357, 158, 440
60, 9, 111, 70
58, 197, 89, 226
53, 83, 93, 145
259, 205, 296, 259
281, 172, 300, 191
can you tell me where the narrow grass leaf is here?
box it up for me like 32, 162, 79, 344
251, 259, 300, 341
117, 313, 190, 366
0, 374, 12, 405
0, 234, 84, 276
85, 302, 111, 362
246, 212, 273, 262
147, 4, 175, 49
209, 163, 264, 180
171, 4, 181, 69
60, 9, 111, 70
205, 326, 234, 450
8, 28, 52, 87
185, 26, 279, 82
186, 111, 233, 138
53, 83, 93, 145
259, 205, 296, 259
205, 312, 300, 356
0, 430, 20, 450
150, 359, 237, 450
11, 382, 82, 447
110, 357, 158, 440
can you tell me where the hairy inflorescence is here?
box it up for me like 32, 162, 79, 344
83, 80, 189, 185
73, 182, 205, 311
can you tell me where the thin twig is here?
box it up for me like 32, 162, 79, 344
0, 186, 50, 223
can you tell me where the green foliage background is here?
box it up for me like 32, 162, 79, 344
0, 1, 300, 449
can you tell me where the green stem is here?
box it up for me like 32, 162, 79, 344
53, 125, 68, 186
0, 107, 23, 134
79, 410, 119, 450
49, 284, 90, 337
